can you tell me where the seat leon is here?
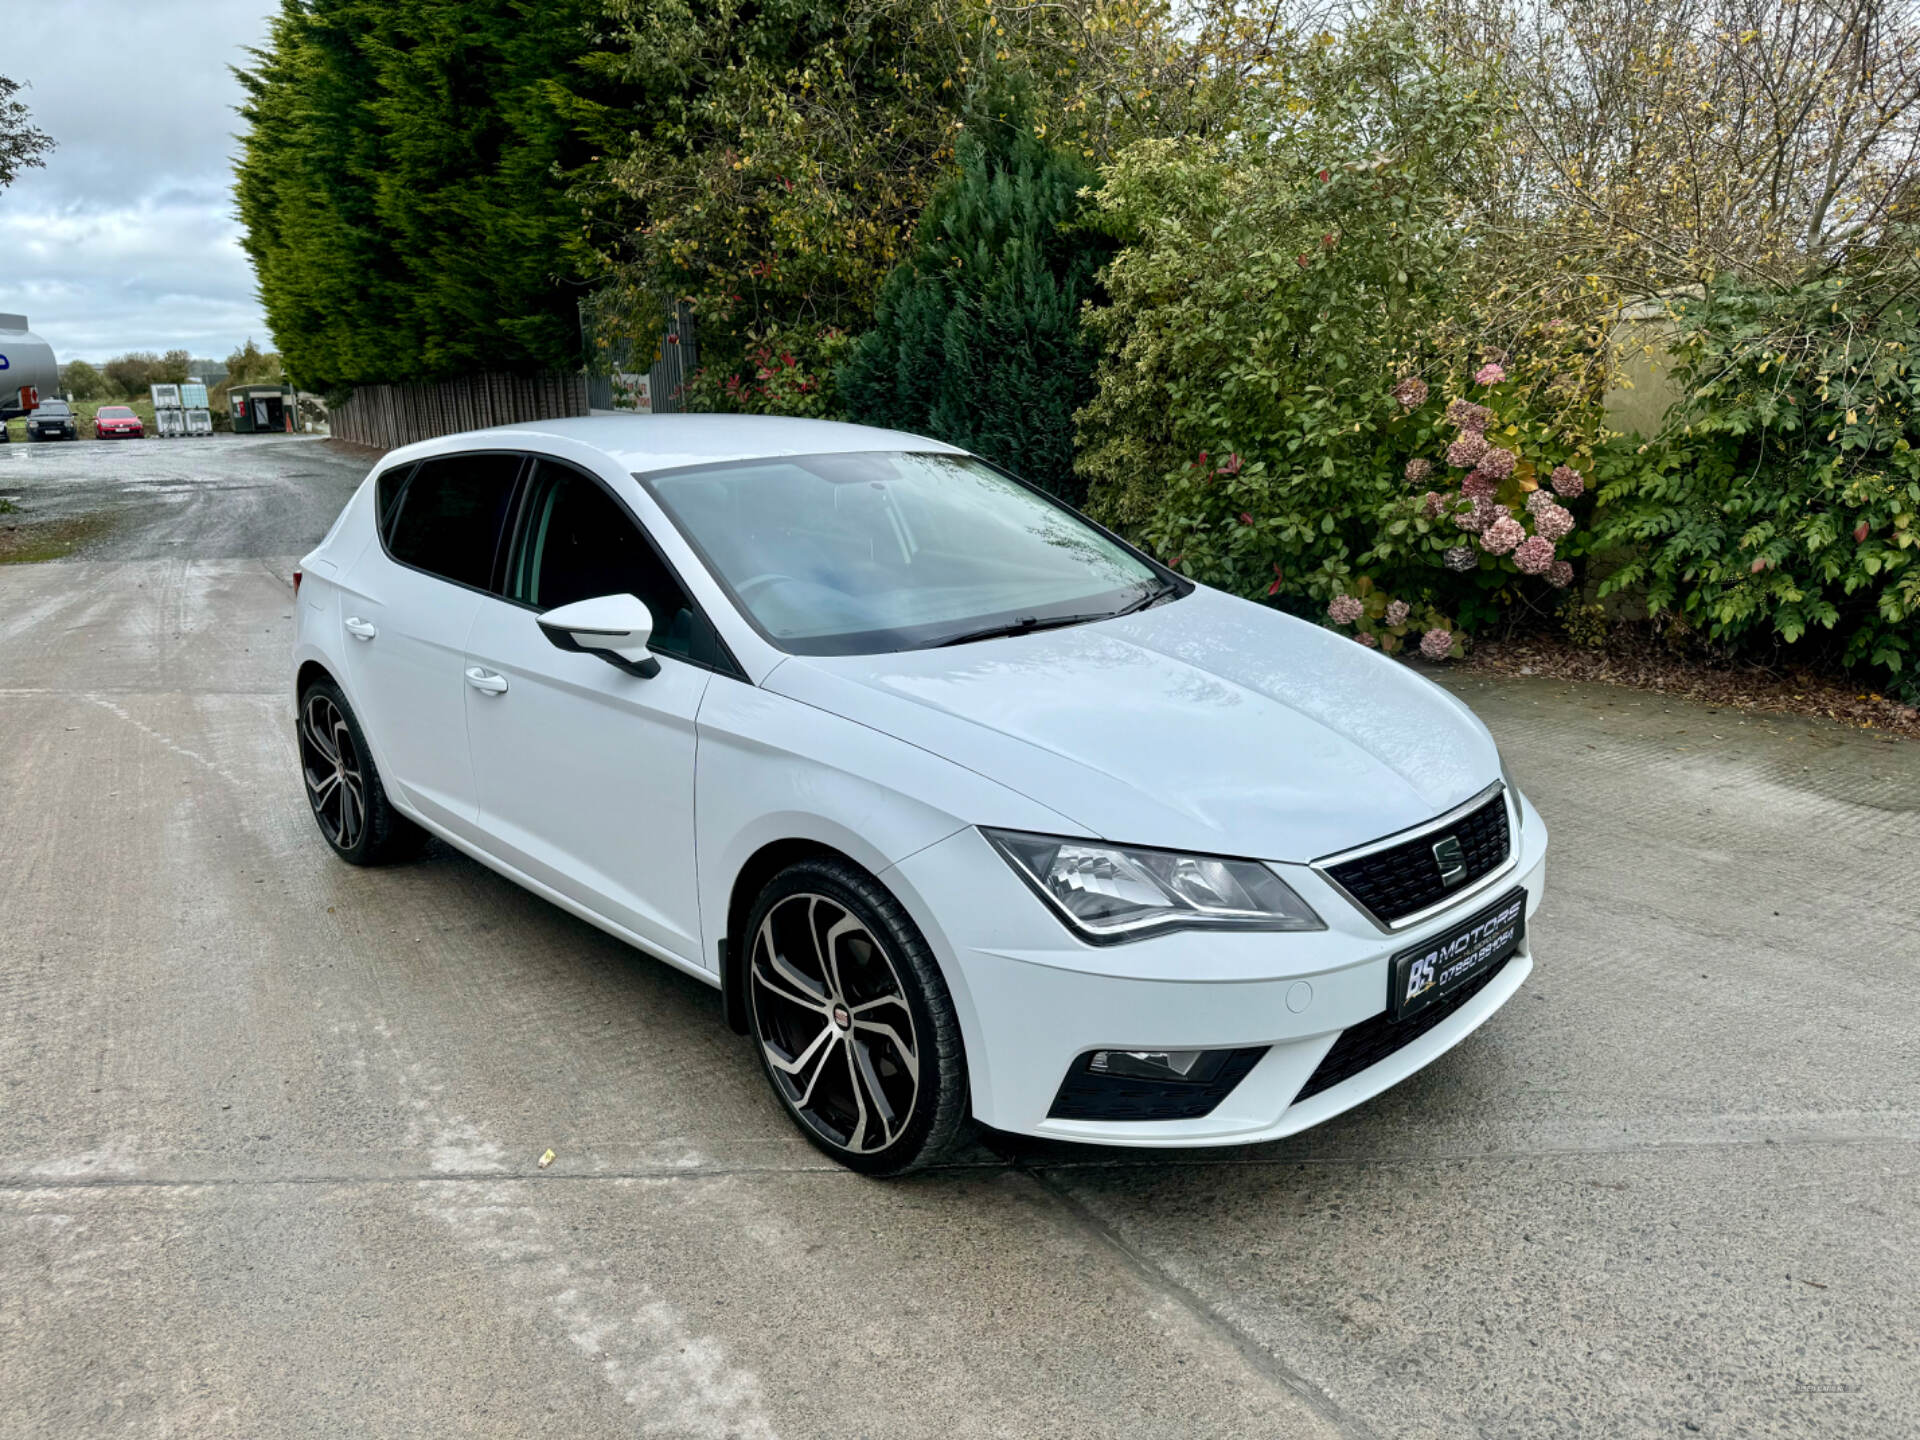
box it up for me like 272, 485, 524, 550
294, 417, 1547, 1174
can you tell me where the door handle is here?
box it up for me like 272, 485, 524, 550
464, 667, 509, 696
343, 616, 378, 641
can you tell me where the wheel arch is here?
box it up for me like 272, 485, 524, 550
720, 837, 868, 1035
295, 658, 337, 701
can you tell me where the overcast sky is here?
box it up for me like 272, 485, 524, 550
1, 0, 277, 363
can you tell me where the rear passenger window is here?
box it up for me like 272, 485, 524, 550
507, 461, 696, 656
375, 464, 413, 541
387, 453, 523, 591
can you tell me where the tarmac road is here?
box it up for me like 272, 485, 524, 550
2, 435, 1916, 1438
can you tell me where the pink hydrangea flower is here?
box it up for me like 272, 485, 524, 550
1357, 631, 1379, 647
1405, 456, 1433, 485
1474, 361, 1507, 386
1454, 496, 1501, 534
1447, 434, 1489, 468
1420, 628, 1454, 661
1533, 500, 1575, 541
1393, 376, 1429, 409
1444, 545, 1477, 571
1550, 464, 1585, 499
1513, 535, 1556, 574
1547, 560, 1574, 588
1385, 599, 1410, 626
1477, 447, 1516, 480
1445, 399, 1491, 433
1524, 489, 1553, 515
1328, 594, 1365, 625
1461, 470, 1499, 500
1422, 490, 1446, 518
1481, 513, 1525, 555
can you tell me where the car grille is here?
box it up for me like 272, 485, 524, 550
1047, 1047, 1268, 1122
1322, 791, 1510, 926
1291, 956, 1512, 1105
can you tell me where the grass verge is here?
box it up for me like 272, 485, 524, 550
0, 511, 116, 564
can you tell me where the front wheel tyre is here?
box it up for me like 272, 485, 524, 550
297, 680, 425, 865
745, 858, 968, 1175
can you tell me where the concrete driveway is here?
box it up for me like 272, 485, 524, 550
2, 436, 1915, 1437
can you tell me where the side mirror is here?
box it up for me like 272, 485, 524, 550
536, 594, 660, 678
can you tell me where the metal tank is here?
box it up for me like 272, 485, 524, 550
0, 314, 61, 423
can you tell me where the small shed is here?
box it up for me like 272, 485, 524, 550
230, 384, 294, 434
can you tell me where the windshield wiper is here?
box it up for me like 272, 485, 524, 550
932, 580, 1181, 648
932, 610, 1117, 648
1110, 578, 1180, 616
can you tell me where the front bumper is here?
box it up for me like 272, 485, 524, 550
886, 791, 1547, 1145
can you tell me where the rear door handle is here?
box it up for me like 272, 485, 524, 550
343, 616, 378, 641
464, 667, 509, 696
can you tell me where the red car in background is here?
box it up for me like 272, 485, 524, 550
94, 406, 144, 439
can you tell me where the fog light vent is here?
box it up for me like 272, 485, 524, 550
1047, 1046, 1268, 1122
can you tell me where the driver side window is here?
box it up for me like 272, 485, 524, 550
507, 461, 695, 657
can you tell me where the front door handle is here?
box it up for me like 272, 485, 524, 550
464, 667, 509, 696
343, 616, 378, 641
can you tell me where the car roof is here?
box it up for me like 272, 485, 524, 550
383, 414, 967, 475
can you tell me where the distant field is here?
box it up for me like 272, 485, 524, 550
4, 399, 160, 442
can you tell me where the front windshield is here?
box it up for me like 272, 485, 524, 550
99, 407, 133, 418
643, 452, 1164, 655
38, 401, 69, 414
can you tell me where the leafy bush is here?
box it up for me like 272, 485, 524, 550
1592, 274, 1920, 689
679, 325, 852, 418
1075, 26, 1608, 654
840, 101, 1113, 502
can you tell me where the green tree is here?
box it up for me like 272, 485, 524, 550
225, 338, 284, 386
103, 352, 162, 399
0, 75, 53, 191
59, 359, 108, 401
582, 0, 1289, 403
584, 0, 984, 397
839, 96, 1113, 501
234, 0, 625, 390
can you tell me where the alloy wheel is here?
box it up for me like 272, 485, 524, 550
299, 692, 367, 851
750, 893, 921, 1155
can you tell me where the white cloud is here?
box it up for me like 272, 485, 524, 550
0, 0, 279, 362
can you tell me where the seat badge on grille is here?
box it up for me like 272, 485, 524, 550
1432, 834, 1467, 887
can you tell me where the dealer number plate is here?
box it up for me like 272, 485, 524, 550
1388, 887, 1526, 1021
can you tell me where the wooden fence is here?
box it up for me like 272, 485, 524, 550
327, 372, 591, 451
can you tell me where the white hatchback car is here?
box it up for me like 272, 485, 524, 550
294, 416, 1547, 1173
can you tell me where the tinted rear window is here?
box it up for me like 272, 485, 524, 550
375, 464, 414, 541
387, 453, 523, 591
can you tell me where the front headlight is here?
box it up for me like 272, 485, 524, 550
984, 830, 1325, 943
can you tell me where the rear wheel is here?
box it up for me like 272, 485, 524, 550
745, 858, 968, 1175
297, 680, 425, 865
